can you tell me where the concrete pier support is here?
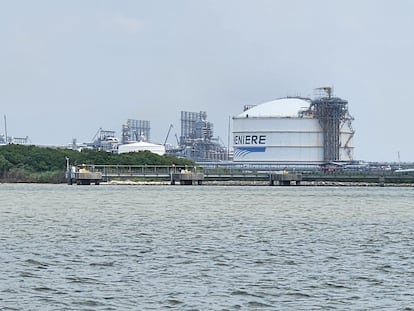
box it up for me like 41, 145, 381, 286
170, 173, 204, 185
269, 173, 302, 186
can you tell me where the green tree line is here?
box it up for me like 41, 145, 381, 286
0, 144, 194, 183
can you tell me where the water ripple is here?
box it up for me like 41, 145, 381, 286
1, 184, 414, 309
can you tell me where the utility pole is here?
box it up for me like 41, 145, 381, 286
227, 116, 231, 160
398, 151, 401, 169
4, 115, 8, 144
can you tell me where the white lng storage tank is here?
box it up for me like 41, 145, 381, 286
232, 96, 354, 164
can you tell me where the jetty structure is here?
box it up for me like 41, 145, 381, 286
65, 158, 102, 185
170, 170, 204, 185
269, 172, 302, 186
61, 162, 414, 186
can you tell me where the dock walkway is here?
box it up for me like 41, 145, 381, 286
66, 165, 414, 186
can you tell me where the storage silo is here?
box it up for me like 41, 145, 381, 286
232, 95, 354, 164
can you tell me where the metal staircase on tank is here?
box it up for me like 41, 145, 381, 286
310, 87, 354, 162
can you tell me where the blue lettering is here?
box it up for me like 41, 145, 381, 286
234, 135, 266, 145
259, 135, 266, 144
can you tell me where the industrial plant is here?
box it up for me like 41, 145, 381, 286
233, 87, 354, 165
0, 116, 30, 146
169, 111, 227, 161
0, 135, 30, 145
84, 129, 119, 153
75, 112, 228, 162
2, 87, 357, 167
122, 119, 151, 144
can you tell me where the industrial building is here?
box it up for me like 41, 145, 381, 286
81, 119, 153, 154
85, 129, 119, 153
167, 111, 227, 161
1, 116, 30, 145
232, 87, 354, 164
0, 135, 30, 145
117, 119, 166, 154
122, 119, 151, 143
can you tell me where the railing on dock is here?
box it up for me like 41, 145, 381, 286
94, 165, 174, 179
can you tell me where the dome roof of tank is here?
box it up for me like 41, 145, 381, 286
237, 97, 311, 118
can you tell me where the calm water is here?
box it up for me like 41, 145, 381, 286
1, 184, 414, 310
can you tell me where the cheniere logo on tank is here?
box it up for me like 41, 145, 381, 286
234, 135, 267, 158
234, 135, 266, 145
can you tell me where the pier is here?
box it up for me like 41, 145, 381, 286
65, 158, 103, 185
64, 164, 414, 186
66, 166, 103, 185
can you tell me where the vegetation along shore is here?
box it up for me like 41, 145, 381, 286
1, 144, 414, 186
0, 144, 193, 183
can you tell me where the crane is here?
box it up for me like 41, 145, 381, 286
164, 124, 180, 146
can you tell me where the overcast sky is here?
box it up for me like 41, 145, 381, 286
1, 0, 413, 162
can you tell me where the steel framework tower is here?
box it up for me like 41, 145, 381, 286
179, 111, 226, 161
180, 111, 214, 143
310, 87, 354, 162
122, 119, 151, 143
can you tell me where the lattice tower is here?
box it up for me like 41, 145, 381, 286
311, 96, 352, 162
